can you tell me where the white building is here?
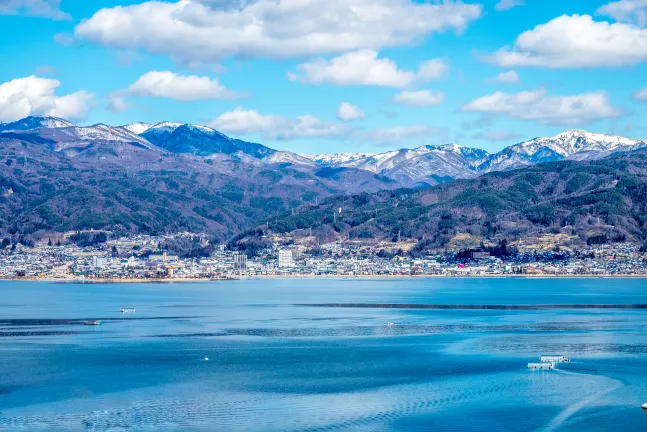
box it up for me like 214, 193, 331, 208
233, 253, 248, 270
278, 250, 294, 268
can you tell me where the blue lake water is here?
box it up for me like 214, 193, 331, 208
1, 278, 647, 431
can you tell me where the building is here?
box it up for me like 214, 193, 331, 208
471, 251, 491, 260
278, 249, 294, 268
233, 253, 248, 271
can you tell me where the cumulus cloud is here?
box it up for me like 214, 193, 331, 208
462, 89, 621, 126
0, 75, 94, 122
634, 86, 647, 100
486, 14, 647, 68
487, 70, 521, 84
417, 59, 450, 81
74, 0, 481, 63
392, 90, 445, 106
292, 50, 449, 87
210, 107, 351, 140
120, 71, 242, 101
336, 102, 365, 122
598, 0, 647, 27
0, 0, 69, 19
494, 0, 524, 11
105, 94, 129, 113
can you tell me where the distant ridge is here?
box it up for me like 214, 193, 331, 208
1, 115, 646, 187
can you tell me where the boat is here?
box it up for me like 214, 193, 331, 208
528, 362, 554, 370
388, 322, 395, 326
642, 403, 647, 413
540, 355, 569, 363
120, 308, 136, 313
83, 320, 102, 326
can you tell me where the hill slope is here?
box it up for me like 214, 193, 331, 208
0, 133, 391, 241
250, 152, 647, 251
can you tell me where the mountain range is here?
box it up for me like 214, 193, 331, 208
240, 150, 647, 253
1, 115, 647, 242
304, 130, 647, 186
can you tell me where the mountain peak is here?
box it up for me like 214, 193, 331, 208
0, 115, 74, 131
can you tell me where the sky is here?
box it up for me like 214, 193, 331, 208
1, 0, 647, 155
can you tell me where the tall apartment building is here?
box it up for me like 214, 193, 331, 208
278, 249, 294, 268
233, 253, 248, 271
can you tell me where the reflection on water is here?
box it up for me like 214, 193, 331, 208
1, 278, 647, 431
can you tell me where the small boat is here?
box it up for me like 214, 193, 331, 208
388, 322, 395, 326
83, 320, 102, 326
642, 403, 647, 413
120, 308, 136, 313
528, 362, 554, 370
540, 355, 569, 363
204, 357, 209, 361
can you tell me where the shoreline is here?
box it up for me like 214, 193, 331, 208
3, 274, 647, 283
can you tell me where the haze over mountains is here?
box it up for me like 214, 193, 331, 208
1, 115, 646, 241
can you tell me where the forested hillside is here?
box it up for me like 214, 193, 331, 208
237, 151, 647, 252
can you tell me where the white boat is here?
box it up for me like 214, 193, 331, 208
120, 308, 136, 313
540, 355, 569, 363
528, 362, 554, 370
388, 322, 395, 326
642, 403, 647, 413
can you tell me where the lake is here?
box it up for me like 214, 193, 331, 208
1, 278, 647, 431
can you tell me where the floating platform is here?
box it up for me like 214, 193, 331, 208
528, 362, 554, 370
540, 355, 569, 363
83, 320, 102, 326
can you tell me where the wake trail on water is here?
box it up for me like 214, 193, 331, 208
537, 369, 623, 432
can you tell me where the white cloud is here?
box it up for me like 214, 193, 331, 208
48, 91, 95, 120
210, 107, 350, 140
417, 59, 450, 81
0, 75, 94, 122
392, 90, 445, 106
462, 89, 621, 126
337, 102, 365, 121
123, 71, 242, 101
487, 14, 647, 68
598, 0, 647, 27
105, 94, 129, 113
74, 0, 481, 63
487, 70, 521, 84
292, 50, 449, 87
0, 0, 69, 19
494, 0, 524, 11
634, 86, 647, 100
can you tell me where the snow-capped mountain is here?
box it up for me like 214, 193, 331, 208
306, 130, 647, 185
0, 115, 74, 131
303, 152, 376, 166
135, 122, 275, 158
3, 116, 646, 188
122, 122, 156, 135
304, 144, 490, 185
479, 130, 646, 173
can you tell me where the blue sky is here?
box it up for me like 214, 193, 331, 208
1, 0, 647, 155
